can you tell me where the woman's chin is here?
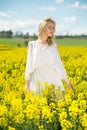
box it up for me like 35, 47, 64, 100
48, 35, 53, 37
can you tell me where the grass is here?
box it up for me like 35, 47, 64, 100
55, 37, 87, 46
0, 37, 30, 50
0, 37, 87, 49
0, 37, 25, 46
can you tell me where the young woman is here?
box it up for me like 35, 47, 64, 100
24, 17, 72, 93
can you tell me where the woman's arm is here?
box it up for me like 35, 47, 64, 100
54, 43, 68, 79
54, 43, 75, 91
24, 42, 33, 90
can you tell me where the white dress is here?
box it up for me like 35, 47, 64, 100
25, 40, 67, 93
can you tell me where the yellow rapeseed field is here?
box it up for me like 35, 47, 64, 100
0, 46, 87, 130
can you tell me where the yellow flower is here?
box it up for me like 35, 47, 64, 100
0, 46, 87, 130
60, 119, 73, 129
0, 105, 8, 127
8, 126, 16, 130
38, 125, 44, 130
59, 111, 67, 120
69, 100, 79, 117
80, 114, 87, 128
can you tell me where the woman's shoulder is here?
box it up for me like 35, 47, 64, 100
28, 40, 36, 47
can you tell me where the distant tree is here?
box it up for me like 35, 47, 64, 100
32, 33, 37, 39
15, 31, 23, 37
7, 30, 13, 38
24, 32, 29, 39
0, 30, 13, 38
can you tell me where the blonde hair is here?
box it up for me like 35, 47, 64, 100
38, 17, 56, 46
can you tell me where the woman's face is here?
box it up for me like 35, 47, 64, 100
44, 22, 55, 37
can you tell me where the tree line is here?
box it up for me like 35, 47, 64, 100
0, 30, 37, 39
0, 30, 87, 39
0, 30, 13, 38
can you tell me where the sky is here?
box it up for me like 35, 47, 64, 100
0, 0, 87, 35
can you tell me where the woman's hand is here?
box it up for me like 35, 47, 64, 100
21, 80, 30, 98
24, 85, 30, 90
24, 80, 30, 90
65, 78, 75, 92
67, 82, 75, 92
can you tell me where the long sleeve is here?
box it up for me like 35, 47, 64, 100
25, 42, 33, 80
54, 43, 68, 80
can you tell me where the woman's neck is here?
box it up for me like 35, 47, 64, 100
38, 37, 48, 44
